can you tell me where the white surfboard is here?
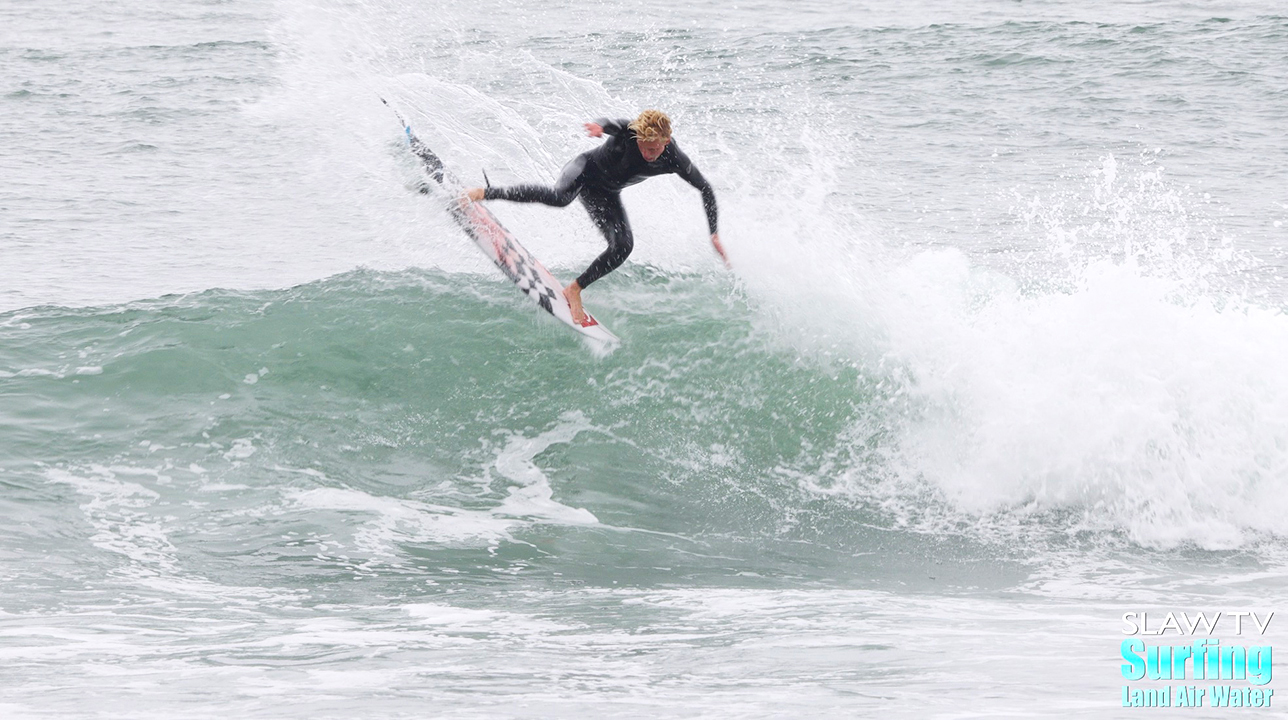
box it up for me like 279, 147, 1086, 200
386, 100, 619, 346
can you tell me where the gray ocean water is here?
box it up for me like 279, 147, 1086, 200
3, 1, 1287, 717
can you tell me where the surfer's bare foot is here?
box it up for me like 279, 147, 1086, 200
465, 187, 485, 202
564, 281, 585, 325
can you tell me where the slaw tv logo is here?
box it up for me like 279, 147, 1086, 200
1121, 611, 1274, 708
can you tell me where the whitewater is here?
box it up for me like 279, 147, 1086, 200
2, 0, 1286, 717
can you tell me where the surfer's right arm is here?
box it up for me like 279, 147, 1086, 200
591, 118, 633, 137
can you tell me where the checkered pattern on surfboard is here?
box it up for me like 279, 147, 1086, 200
456, 201, 562, 317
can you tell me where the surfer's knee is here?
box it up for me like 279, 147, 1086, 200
549, 188, 580, 207
605, 230, 633, 269
611, 222, 634, 257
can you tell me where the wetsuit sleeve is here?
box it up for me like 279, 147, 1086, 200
594, 118, 633, 137
673, 148, 719, 235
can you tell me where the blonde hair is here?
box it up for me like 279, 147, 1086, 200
628, 110, 671, 142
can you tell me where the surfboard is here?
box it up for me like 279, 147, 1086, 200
384, 100, 619, 346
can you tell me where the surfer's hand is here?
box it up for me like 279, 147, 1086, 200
465, 187, 485, 202
711, 233, 730, 267
585, 122, 604, 138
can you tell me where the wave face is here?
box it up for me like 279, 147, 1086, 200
3, 261, 1285, 582
4, 0, 1288, 716
0, 270, 984, 587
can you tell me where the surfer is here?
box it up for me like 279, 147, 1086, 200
466, 110, 725, 324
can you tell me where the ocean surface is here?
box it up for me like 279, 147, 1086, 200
3, 0, 1287, 717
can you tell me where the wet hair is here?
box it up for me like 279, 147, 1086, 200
629, 110, 671, 142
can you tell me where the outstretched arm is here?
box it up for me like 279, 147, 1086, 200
673, 149, 727, 266
673, 152, 718, 233
589, 118, 632, 137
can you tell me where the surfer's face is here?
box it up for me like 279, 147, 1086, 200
637, 137, 669, 162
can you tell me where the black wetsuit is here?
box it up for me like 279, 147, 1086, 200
482, 118, 719, 289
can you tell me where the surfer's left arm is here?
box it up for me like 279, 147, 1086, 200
673, 148, 727, 266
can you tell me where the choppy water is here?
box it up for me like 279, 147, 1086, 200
3, 1, 1287, 717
